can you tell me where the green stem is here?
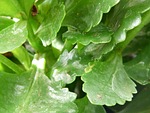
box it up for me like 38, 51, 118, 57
0, 54, 24, 74
117, 9, 150, 52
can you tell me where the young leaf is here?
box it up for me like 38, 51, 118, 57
63, 0, 120, 32
82, 53, 137, 106
36, 3, 66, 46
75, 96, 106, 113
17, 0, 35, 16
0, 67, 77, 113
0, 21, 27, 53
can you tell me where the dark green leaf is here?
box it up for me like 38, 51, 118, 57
63, 0, 120, 32
0, 21, 27, 53
82, 53, 137, 106
75, 96, 106, 113
36, 3, 65, 46
119, 85, 150, 113
106, 0, 150, 43
125, 43, 150, 85
63, 24, 112, 45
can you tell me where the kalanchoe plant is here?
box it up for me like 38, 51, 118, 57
0, 0, 150, 113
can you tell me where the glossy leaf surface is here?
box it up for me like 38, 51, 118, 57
82, 53, 137, 106
36, 3, 65, 46
107, 0, 150, 43
0, 67, 77, 113
0, 21, 27, 53
63, 0, 120, 32
63, 24, 112, 45
51, 49, 86, 84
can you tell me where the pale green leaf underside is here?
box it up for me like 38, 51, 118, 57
36, 3, 66, 46
0, 68, 77, 113
0, 21, 27, 53
63, 24, 112, 45
82, 53, 137, 106
63, 0, 120, 32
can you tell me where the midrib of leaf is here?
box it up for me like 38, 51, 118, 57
18, 68, 38, 113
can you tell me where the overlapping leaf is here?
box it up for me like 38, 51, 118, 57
63, 24, 112, 45
0, 21, 27, 53
0, 0, 35, 18
0, 67, 77, 113
107, 0, 150, 43
0, 17, 14, 31
36, 3, 65, 46
82, 53, 137, 106
51, 49, 87, 84
63, 0, 120, 32
119, 85, 150, 113
75, 96, 106, 113
125, 43, 150, 85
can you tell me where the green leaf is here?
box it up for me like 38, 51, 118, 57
0, 1, 22, 17
0, 68, 77, 113
51, 49, 86, 84
80, 40, 115, 60
63, 24, 112, 45
0, 54, 24, 74
39, 0, 57, 16
12, 46, 31, 70
36, 3, 66, 46
75, 96, 106, 113
17, 0, 35, 16
82, 53, 137, 106
119, 85, 150, 113
63, 0, 120, 32
0, 0, 35, 18
0, 17, 14, 31
125, 43, 150, 85
107, 0, 150, 43
0, 21, 27, 53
